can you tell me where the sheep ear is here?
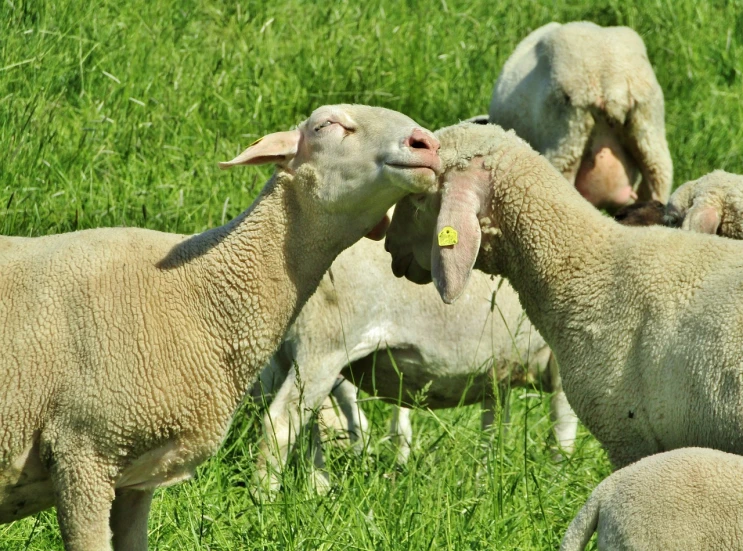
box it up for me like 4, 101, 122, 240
431, 172, 486, 304
365, 213, 391, 241
218, 129, 301, 169
683, 204, 720, 235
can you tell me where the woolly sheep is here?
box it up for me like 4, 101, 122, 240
613, 171, 743, 236
489, 21, 673, 211
252, 237, 577, 494
385, 121, 743, 469
0, 104, 441, 550
666, 170, 743, 237
560, 447, 743, 550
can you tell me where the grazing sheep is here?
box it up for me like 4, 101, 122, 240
252, 237, 576, 494
666, 170, 743, 237
560, 447, 743, 551
614, 171, 743, 237
386, 121, 743, 469
489, 21, 673, 211
0, 104, 440, 550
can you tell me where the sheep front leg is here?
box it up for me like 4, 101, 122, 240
549, 356, 578, 457
110, 488, 153, 551
330, 378, 370, 450
50, 451, 116, 551
390, 407, 412, 463
253, 363, 341, 496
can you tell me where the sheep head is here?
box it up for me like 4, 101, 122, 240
220, 104, 441, 241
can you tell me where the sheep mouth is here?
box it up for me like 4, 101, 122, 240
384, 163, 440, 181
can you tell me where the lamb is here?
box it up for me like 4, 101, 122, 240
385, 121, 743, 469
0, 104, 441, 551
560, 447, 743, 550
488, 21, 673, 211
252, 236, 577, 494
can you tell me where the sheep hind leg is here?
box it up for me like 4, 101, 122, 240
110, 488, 153, 551
482, 385, 511, 434
390, 407, 413, 464
49, 451, 116, 551
331, 378, 370, 451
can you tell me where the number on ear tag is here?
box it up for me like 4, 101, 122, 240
438, 226, 458, 247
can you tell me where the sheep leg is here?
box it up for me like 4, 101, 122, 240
330, 378, 370, 450
549, 356, 578, 457
300, 421, 330, 494
253, 363, 342, 495
390, 407, 413, 463
110, 488, 153, 551
50, 452, 115, 551
482, 385, 510, 435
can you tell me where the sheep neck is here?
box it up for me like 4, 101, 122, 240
482, 151, 616, 348
187, 170, 345, 399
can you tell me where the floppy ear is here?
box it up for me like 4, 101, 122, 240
683, 203, 721, 235
431, 171, 488, 304
218, 129, 301, 169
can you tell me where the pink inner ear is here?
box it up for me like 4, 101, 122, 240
365, 215, 391, 241
431, 169, 489, 304
218, 129, 301, 169
685, 205, 721, 235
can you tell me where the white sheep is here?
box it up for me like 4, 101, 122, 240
613, 171, 743, 237
666, 170, 743, 237
252, 236, 577, 494
489, 21, 673, 211
386, 121, 743, 470
560, 447, 743, 550
0, 104, 441, 551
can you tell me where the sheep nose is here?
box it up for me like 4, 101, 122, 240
405, 129, 440, 153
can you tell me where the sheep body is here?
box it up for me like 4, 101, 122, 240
560, 447, 743, 551
386, 121, 743, 469
253, 237, 576, 491
0, 104, 440, 550
489, 21, 672, 208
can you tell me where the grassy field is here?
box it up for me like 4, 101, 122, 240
1, 0, 742, 548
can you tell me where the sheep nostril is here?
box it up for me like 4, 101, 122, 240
406, 129, 440, 152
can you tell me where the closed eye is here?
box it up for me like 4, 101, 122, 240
314, 120, 335, 132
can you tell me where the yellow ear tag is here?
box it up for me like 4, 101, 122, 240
249, 136, 264, 147
438, 226, 458, 247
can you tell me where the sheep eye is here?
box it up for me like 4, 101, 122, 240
315, 120, 334, 131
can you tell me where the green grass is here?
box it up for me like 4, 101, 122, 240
1, 0, 742, 548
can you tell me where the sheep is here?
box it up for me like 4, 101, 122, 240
488, 21, 673, 211
560, 447, 743, 550
666, 170, 743, 237
613, 171, 743, 236
0, 104, 441, 551
251, 236, 577, 494
385, 121, 743, 470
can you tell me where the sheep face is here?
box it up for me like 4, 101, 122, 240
220, 104, 441, 240
666, 171, 743, 239
387, 159, 494, 304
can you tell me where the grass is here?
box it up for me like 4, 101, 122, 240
1, 0, 742, 548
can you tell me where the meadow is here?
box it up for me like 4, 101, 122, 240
1, 0, 742, 548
